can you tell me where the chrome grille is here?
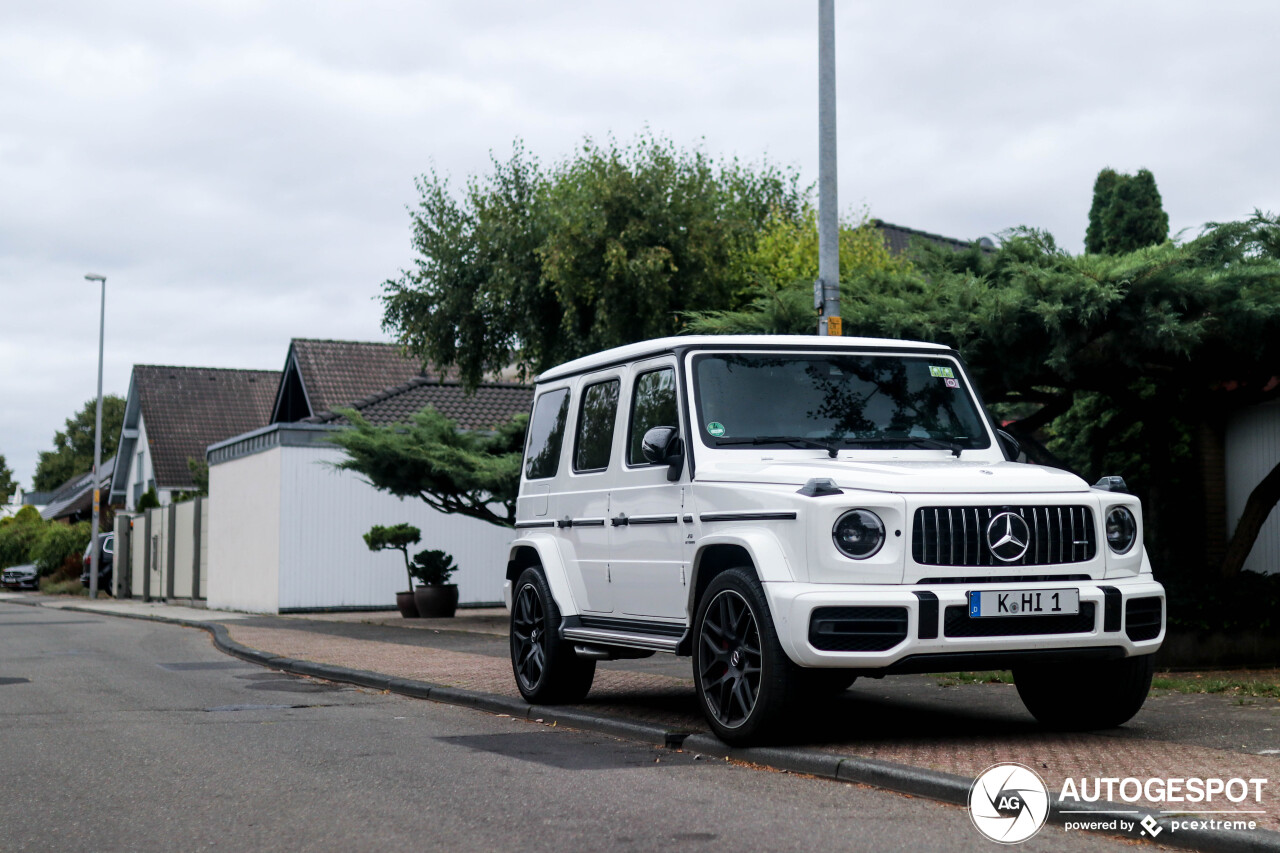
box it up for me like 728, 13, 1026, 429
912, 505, 1097, 567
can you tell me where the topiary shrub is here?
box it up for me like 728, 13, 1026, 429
411, 549, 457, 586
363, 523, 421, 592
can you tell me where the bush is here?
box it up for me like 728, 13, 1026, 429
411, 549, 457, 586
39, 577, 86, 596
0, 511, 46, 568
31, 521, 90, 578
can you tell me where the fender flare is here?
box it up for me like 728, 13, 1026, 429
507, 534, 580, 616
687, 529, 796, 617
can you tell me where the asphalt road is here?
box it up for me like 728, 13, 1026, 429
0, 602, 1144, 852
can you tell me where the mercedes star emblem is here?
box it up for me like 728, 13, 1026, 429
986, 511, 1031, 562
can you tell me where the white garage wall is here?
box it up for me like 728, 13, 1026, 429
206, 424, 512, 613
207, 446, 282, 613
1225, 398, 1280, 576
276, 445, 511, 610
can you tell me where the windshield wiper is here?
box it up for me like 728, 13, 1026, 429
841, 435, 967, 457
715, 435, 839, 458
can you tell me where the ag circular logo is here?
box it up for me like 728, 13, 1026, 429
969, 763, 1049, 844
986, 511, 1031, 563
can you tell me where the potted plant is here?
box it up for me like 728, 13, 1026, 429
363, 523, 422, 618
411, 549, 459, 618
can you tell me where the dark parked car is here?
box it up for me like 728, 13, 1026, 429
80, 532, 114, 590
1, 563, 38, 590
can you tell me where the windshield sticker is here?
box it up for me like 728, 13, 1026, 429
929, 366, 955, 378
944, 377, 959, 388
706, 421, 726, 437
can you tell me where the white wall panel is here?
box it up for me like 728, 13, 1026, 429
1226, 399, 1280, 576
173, 500, 196, 598
276, 446, 511, 610
207, 448, 281, 612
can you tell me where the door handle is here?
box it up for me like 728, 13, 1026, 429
556, 516, 573, 529
610, 514, 629, 527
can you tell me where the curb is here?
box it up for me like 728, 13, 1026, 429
24, 598, 1280, 853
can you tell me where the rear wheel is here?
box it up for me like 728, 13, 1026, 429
693, 567, 797, 745
1014, 654, 1155, 730
510, 567, 595, 704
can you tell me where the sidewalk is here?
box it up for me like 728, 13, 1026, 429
7, 592, 1279, 851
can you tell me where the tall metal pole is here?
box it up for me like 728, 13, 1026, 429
816, 0, 840, 336
86, 273, 107, 600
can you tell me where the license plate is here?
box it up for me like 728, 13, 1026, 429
968, 588, 1079, 617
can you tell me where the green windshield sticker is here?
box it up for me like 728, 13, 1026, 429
706, 421, 725, 437
929, 366, 955, 378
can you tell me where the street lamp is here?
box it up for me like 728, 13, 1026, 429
85, 273, 106, 600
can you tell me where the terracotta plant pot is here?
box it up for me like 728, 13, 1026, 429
395, 590, 420, 618
413, 584, 459, 618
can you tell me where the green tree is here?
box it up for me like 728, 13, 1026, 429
33, 395, 126, 492
687, 213, 1280, 582
381, 134, 805, 389
31, 521, 90, 577
0, 506, 45, 568
174, 457, 209, 502
331, 407, 527, 528
0, 453, 16, 503
1084, 167, 1169, 255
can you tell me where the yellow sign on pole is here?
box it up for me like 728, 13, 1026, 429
93, 489, 100, 513
827, 316, 842, 337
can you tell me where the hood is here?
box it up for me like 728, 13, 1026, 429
695, 457, 1089, 495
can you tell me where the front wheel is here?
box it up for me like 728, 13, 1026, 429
1013, 654, 1155, 730
692, 567, 797, 745
510, 567, 595, 704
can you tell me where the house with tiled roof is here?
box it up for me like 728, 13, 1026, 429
41, 457, 115, 523
306, 375, 533, 431
872, 219, 997, 257
271, 338, 440, 423
108, 365, 280, 510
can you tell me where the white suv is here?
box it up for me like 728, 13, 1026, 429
505, 335, 1165, 744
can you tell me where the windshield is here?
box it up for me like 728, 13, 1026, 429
691, 352, 991, 452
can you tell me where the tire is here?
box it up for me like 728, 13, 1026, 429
1013, 653, 1155, 731
510, 566, 595, 704
692, 567, 798, 745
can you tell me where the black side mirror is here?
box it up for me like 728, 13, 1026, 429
641, 426, 685, 481
996, 428, 1021, 461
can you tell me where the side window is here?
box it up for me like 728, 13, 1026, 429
573, 378, 620, 473
525, 388, 570, 480
627, 368, 678, 466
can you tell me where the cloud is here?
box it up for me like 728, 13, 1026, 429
2, 0, 1277, 485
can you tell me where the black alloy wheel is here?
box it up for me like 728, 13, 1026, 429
692, 567, 797, 744
509, 566, 595, 704
511, 580, 547, 692
698, 589, 763, 727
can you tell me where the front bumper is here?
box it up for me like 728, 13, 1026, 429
765, 576, 1165, 669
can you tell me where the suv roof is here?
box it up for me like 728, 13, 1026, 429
536, 335, 952, 383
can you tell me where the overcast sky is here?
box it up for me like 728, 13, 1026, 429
2, 1, 1277, 489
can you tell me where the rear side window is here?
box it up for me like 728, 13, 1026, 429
627, 368, 678, 466
525, 388, 570, 479
574, 378, 620, 472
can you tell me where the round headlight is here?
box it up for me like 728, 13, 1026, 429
832, 509, 886, 560
1105, 506, 1137, 554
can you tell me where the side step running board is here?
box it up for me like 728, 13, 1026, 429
562, 626, 682, 654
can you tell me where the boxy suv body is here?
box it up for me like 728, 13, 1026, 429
506, 335, 1165, 743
